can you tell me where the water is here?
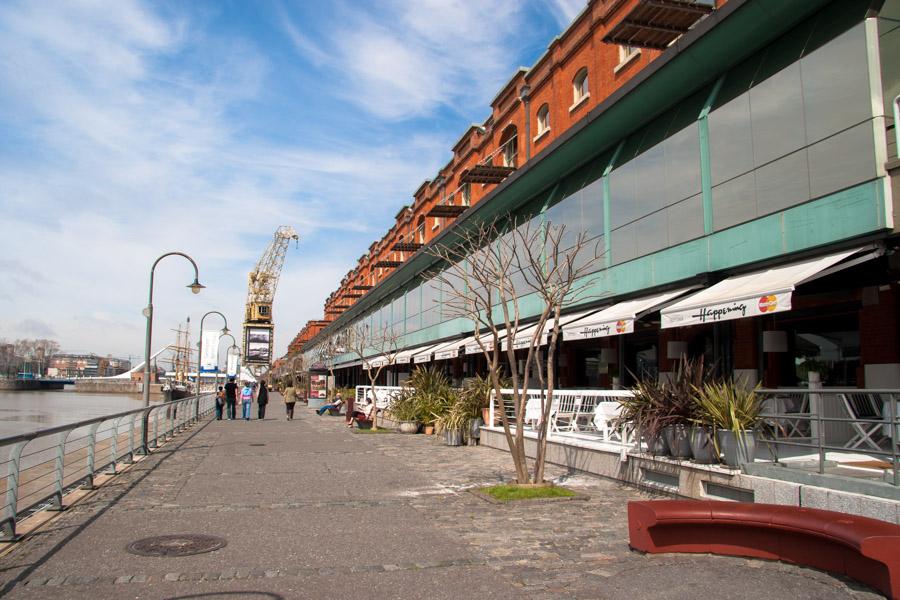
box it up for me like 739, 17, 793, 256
0, 386, 146, 439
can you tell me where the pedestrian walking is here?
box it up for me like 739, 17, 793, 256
257, 379, 269, 420
215, 385, 225, 420
240, 382, 253, 421
224, 376, 238, 420
282, 381, 297, 421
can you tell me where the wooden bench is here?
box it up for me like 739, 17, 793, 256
628, 500, 900, 599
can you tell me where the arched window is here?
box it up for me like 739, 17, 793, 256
573, 68, 589, 104
416, 216, 425, 243
499, 124, 518, 167
536, 103, 550, 135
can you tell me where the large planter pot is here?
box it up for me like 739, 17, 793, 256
398, 420, 419, 434
645, 432, 669, 456
481, 407, 495, 426
689, 426, 719, 464
664, 424, 692, 459
717, 429, 756, 467
469, 417, 484, 439
445, 429, 464, 446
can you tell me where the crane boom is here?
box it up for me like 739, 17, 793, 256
242, 226, 299, 374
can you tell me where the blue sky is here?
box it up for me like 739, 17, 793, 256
0, 0, 584, 361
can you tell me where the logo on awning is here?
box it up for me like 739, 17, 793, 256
758, 295, 778, 313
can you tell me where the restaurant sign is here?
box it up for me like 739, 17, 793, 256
564, 318, 633, 341
661, 291, 790, 328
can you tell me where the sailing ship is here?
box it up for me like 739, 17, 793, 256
162, 318, 194, 402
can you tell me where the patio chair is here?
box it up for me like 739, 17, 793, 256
551, 395, 581, 433
839, 393, 884, 451
593, 402, 623, 442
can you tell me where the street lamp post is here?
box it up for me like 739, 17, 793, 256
217, 332, 239, 390
196, 311, 229, 421
141, 252, 204, 453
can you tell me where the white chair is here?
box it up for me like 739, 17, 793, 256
593, 402, 623, 442
839, 393, 884, 451
552, 395, 580, 433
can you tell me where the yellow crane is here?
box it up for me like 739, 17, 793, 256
242, 226, 299, 375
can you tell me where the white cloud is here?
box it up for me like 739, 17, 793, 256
281, 0, 527, 120
0, 0, 451, 359
546, 0, 586, 30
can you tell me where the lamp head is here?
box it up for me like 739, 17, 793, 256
221, 326, 230, 336
188, 279, 205, 294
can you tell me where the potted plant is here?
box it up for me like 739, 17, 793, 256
617, 378, 672, 456
660, 357, 707, 459
440, 393, 467, 446
694, 380, 761, 467
389, 389, 420, 434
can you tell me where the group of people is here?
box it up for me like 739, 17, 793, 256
212, 378, 372, 426
215, 376, 289, 421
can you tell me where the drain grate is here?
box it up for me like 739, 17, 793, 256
126, 534, 227, 557
249, 443, 266, 447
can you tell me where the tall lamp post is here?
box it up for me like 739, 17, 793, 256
141, 252, 204, 453
218, 333, 239, 389
196, 311, 229, 420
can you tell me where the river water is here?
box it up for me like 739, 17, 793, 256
0, 387, 146, 439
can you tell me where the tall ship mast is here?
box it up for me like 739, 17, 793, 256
163, 318, 193, 401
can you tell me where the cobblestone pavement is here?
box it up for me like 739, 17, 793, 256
0, 403, 886, 599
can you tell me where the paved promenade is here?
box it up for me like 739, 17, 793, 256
0, 400, 884, 599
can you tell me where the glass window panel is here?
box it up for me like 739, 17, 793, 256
750, 62, 806, 166
755, 149, 811, 216
712, 172, 756, 231
631, 145, 666, 217
392, 296, 404, 324
667, 194, 704, 246
581, 177, 604, 238
609, 161, 636, 227
635, 211, 668, 257
574, 235, 605, 273
545, 193, 583, 250
807, 121, 876, 199
709, 93, 754, 185
801, 23, 871, 144
664, 123, 701, 205
406, 286, 421, 316
611, 223, 637, 265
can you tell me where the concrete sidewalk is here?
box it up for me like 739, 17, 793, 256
0, 402, 884, 599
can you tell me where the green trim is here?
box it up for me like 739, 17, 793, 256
602, 141, 624, 268
698, 75, 725, 235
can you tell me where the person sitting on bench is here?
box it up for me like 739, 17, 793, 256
348, 398, 375, 428
317, 393, 345, 416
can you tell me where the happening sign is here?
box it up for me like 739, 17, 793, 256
661, 292, 791, 328
563, 318, 633, 341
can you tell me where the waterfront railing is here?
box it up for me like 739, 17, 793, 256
0, 394, 216, 540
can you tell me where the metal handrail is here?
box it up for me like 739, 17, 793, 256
753, 388, 898, 486
0, 393, 216, 540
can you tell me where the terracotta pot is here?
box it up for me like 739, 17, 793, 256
424, 425, 434, 435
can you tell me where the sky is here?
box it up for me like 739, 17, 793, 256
0, 0, 585, 363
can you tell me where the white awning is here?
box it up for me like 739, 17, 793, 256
415, 338, 464, 363
564, 288, 694, 340
661, 247, 873, 328
396, 343, 440, 365
464, 331, 507, 355
508, 309, 603, 349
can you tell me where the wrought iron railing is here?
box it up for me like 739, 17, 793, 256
0, 394, 216, 540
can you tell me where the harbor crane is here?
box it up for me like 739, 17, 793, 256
242, 226, 299, 376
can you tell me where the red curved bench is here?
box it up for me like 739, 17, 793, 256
628, 500, 900, 599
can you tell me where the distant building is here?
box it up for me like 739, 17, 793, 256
47, 354, 132, 378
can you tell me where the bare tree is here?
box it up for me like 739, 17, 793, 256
429, 215, 602, 484
314, 332, 345, 399
345, 321, 401, 431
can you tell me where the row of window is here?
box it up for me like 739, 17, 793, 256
345, 22, 879, 342
533, 46, 640, 138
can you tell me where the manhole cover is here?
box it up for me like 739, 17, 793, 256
126, 534, 227, 557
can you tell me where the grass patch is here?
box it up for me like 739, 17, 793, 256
480, 484, 577, 502
353, 428, 396, 434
